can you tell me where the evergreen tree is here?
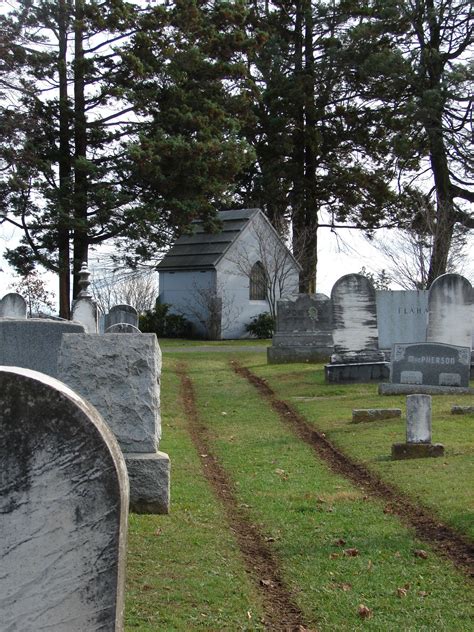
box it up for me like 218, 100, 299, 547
347, 0, 473, 284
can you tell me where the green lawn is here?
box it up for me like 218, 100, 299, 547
243, 355, 474, 540
126, 348, 473, 631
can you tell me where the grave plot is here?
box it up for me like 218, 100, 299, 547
127, 350, 473, 631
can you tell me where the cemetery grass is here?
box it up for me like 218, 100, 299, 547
241, 355, 474, 542
158, 338, 270, 348
131, 350, 473, 631
125, 365, 267, 630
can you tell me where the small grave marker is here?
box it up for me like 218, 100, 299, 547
392, 394, 444, 459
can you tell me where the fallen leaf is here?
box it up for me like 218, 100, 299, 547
344, 548, 359, 557
397, 587, 408, 598
333, 538, 346, 547
384, 504, 395, 514
358, 604, 373, 619
200, 454, 208, 458
221, 411, 227, 416
414, 549, 429, 559
154, 528, 163, 536
141, 584, 153, 592
265, 536, 276, 542
367, 559, 373, 571
260, 579, 274, 588
247, 610, 252, 620
337, 582, 352, 591
394, 551, 401, 558
418, 591, 428, 598
329, 552, 340, 559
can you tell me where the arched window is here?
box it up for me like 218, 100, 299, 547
249, 261, 267, 300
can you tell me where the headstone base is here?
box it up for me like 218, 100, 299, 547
379, 383, 474, 396
267, 346, 331, 364
451, 406, 474, 415
352, 408, 401, 423
125, 452, 170, 514
391, 442, 445, 460
325, 361, 389, 383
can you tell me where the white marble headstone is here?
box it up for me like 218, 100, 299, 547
406, 394, 432, 443
0, 366, 129, 631
427, 273, 473, 349
0, 292, 27, 319
331, 274, 381, 360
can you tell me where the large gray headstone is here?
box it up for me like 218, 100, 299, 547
106, 304, 139, 330
427, 273, 473, 349
0, 319, 86, 378
105, 322, 141, 334
331, 274, 382, 361
58, 333, 161, 453
0, 366, 128, 631
376, 290, 428, 349
268, 294, 333, 363
0, 292, 27, 319
391, 342, 470, 387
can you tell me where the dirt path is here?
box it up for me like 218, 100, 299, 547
176, 362, 315, 632
232, 361, 474, 578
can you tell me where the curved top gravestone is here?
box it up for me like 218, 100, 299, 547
0, 293, 27, 319
427, 273, 473, 349
105, 322, 141, 334
0, 366, 129, 631
106, 304, 139, 329
331, 274, 381, 361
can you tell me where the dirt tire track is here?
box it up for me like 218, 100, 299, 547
232, 361, 474, 577
176, 362, 315, 632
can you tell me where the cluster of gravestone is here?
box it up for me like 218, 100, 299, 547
0, 265, 168, 628
268, 272, 474, 389
268, 272, 473, 462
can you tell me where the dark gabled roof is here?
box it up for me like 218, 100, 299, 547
157, 209, 260, 271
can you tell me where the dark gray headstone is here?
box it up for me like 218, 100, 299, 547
268, 294, 333, 363
0, 366, 128, 631
391, 342, 470, 388
0, 293, 27, 319
106, 304, 139, 329
427, 273, 473, 349
376, 290, 428, 349
0, 319, 86, 378
331, 274, 382, 362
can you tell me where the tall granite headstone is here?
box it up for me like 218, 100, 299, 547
0, 366, 129, 631
58, 333, 170, 514
267, 293, 333, 363
427, 273, 473, 349
325, 274, 388, 382
71, 263, 100, 333
0, 292, 27, 319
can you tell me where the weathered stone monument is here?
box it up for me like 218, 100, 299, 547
105, 304, 139, 330
0, 366, 128, 631
427, 273, 473, 349
0, 319, 86, 378
376, 290, 429, 350
267, 293, 333, 363
0, 292, 27, 319
71, 262, 100, 333
58, 333, 170, 513
325, 274, 388, 382
392, 394, 444, 459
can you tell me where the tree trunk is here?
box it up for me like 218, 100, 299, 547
72, 0, 89, 299
58, 0, 71, 317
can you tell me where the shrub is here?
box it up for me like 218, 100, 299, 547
245, 312, 275, 338
139, 301, 192, 338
